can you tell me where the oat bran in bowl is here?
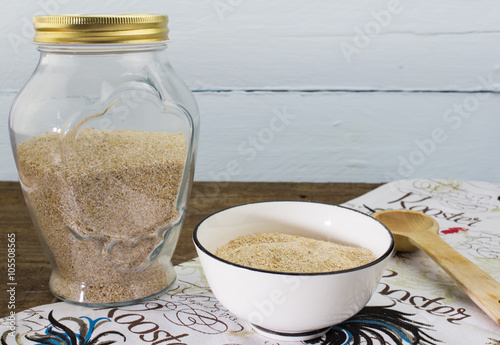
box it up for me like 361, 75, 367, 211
193, 201, 394, 341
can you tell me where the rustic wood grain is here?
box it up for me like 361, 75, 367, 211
0, 181, 380, 315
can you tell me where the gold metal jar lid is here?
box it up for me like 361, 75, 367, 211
33, 14, 169, 44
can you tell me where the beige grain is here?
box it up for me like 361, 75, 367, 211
216, 232, 376, 273
17, 128, 187, 304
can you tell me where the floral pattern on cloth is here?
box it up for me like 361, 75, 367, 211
1, 179, 500, 344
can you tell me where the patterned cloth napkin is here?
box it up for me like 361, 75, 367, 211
2, 179, 500, 344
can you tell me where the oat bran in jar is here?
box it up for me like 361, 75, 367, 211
9, 14, 199, 306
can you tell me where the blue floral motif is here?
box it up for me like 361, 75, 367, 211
305, 305, 441, 345
23, 311, 125, 345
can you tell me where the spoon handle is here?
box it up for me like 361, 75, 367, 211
408, 231, 500, 326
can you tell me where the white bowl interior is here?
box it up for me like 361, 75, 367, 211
196, 201, 393, 263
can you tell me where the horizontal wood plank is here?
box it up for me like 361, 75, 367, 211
2, 91, 499, 183
193, 91, 500, 183
2, 1, 500, 91
170, 33, 500, 92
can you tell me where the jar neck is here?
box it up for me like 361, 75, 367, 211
34, 41, 171, 86
36, 41, 168, 54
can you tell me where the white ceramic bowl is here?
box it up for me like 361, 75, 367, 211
193, 201, 394, 341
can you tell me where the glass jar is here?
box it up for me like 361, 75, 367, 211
9, 14, 199, 306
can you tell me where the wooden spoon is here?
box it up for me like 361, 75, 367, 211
372, 209, 500, 326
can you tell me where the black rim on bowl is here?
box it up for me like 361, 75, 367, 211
193, 200, 395, 276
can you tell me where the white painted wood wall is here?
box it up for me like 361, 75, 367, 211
2, 0, 500, 183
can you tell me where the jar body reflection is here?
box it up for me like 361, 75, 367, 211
9, 29, 199, 306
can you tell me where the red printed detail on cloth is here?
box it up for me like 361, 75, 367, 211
441, 227, 469, 234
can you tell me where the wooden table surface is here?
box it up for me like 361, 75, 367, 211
0, 181, 381, 315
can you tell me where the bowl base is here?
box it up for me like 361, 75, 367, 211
251, 324, 331, 341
